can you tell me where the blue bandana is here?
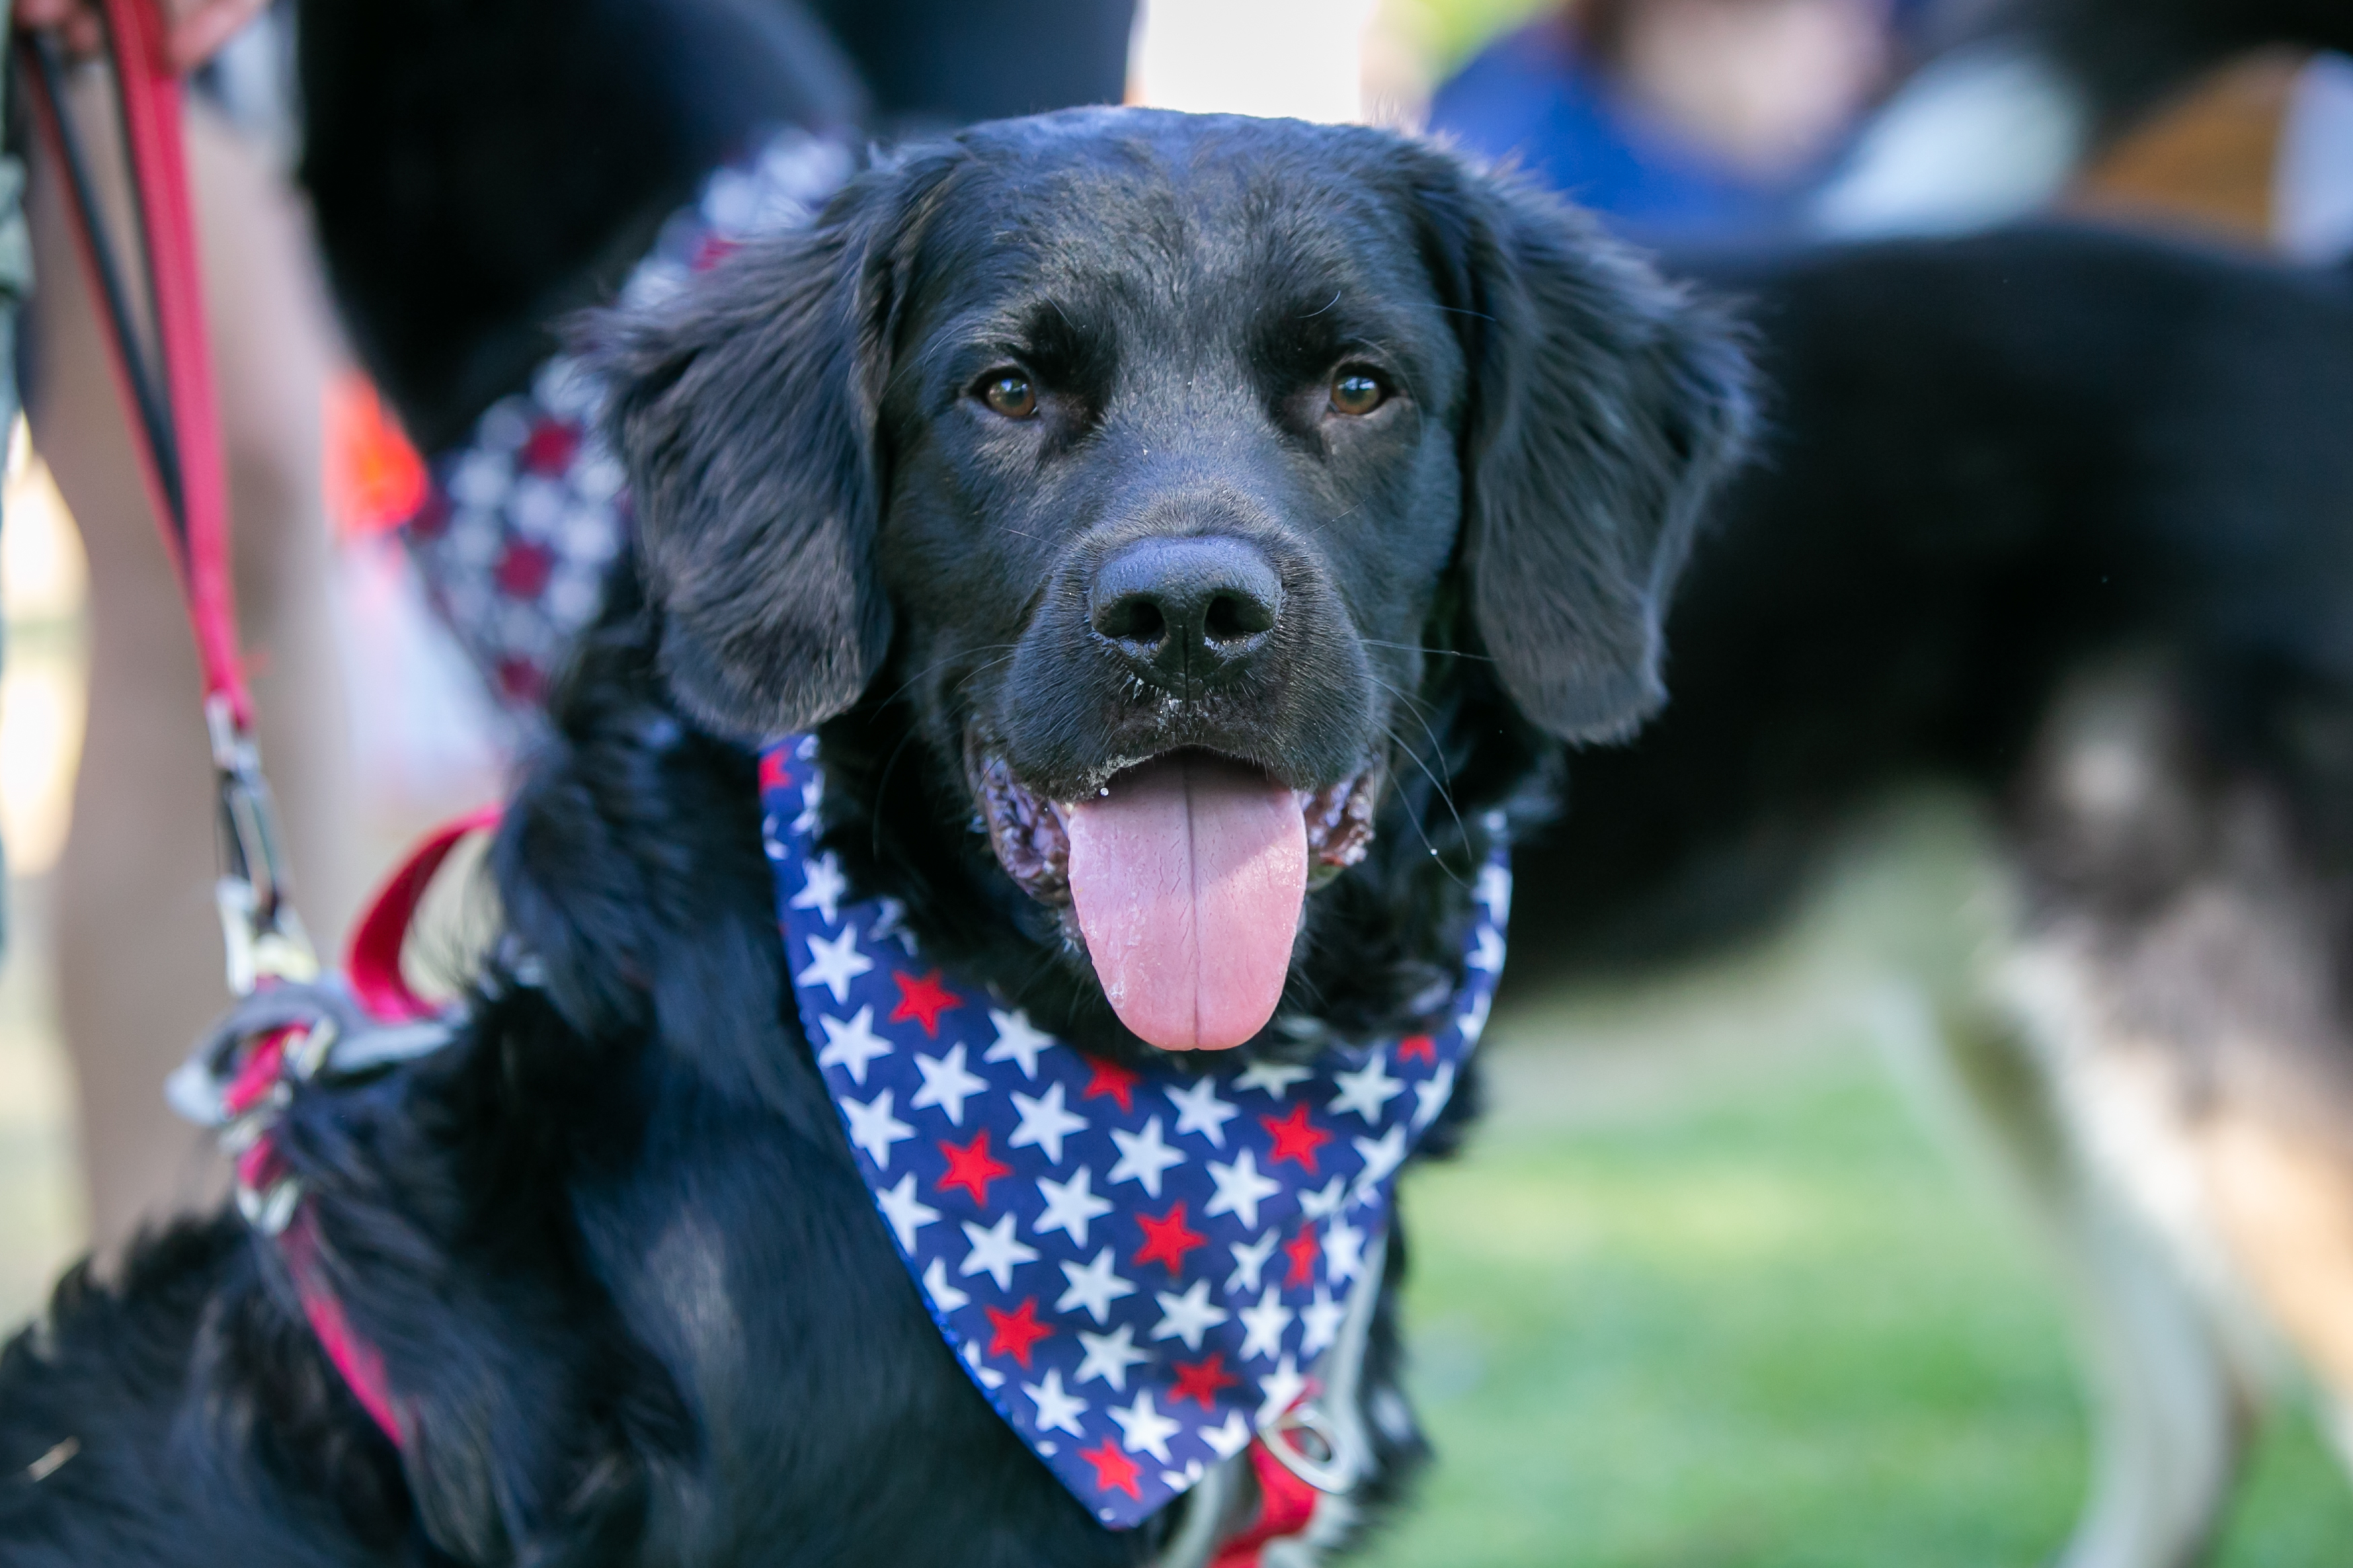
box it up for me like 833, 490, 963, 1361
760, 736, 1508, 1528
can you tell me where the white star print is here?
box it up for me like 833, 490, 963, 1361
1203, 1409, 1254, 1460
1075, 1324, 1151, 1391
1458, 989, 1492, 1043
815, 1005, 891, 1085
922, 1256, 969, 1312
793, 774, 824, 835
1023, 1368, 1088, 1438
1412, 1061, 1457, 1130
1225, 1230, 1280, 1295
959, 1212, 1040, 1292
1324, 1215, 1366, 1286
1055, 1245, 1137, 1325
1008, 1081, 1088, 1164
911, 1044, 988, 1126
961, 1339, 1005, 1389
789, 851, 848, 925
1468, 925, 1507, 974
874, 1171, 939, 1251
1109, 1390, 1182, 1462
1203, 1148, 1283, 1231
761, 813, 786, 863
1476, 862, 1513, 923
1107, 1116, 1185, 1198
1299, 1175, 1348, 1221
869, 896, 920, 954
1035, 1166, 1115, 1247
1160, 1459, 1206, 1491
1257, 1354, 1306, 1424
1150, 1278, 1231, 1352
1327, 1053, 1404, 1124
797, 924, 873, 1004
1238, 1284, 1294, 1362
1164, 1076, 1239, 1147
1351, 1124, 1409, 1203
840, 1087, 914, 1168
1235, 1060, 1312, 1099
1300, 1284, 1346, 1356
983, 1008, 1055, 1078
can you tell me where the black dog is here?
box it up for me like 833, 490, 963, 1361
1512, 229, 2353, 1566
0, 110, 1747, 1564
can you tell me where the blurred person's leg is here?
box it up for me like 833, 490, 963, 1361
0, 9, 24, 923
26, 73, 357, 1254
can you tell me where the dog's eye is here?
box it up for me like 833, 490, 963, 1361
1328, 368, 1388, 417
978, 370, 1039, 419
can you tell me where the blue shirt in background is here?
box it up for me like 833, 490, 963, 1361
1429, 18, 1785, 243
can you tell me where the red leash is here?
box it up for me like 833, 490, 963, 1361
22, 5, 438, 1448
20, 3, 309, 993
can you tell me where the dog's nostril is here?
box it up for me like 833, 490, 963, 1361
1092, 594, 1168, 647
1203, 591, 1273, 645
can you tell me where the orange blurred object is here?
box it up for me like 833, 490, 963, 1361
323, 370, 428, 538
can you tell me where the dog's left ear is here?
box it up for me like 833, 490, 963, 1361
594, 155, 957, 739
1417, 157, 1754, 742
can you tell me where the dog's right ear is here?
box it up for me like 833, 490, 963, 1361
596, 157, 955, 739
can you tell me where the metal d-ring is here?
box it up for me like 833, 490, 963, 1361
1259, 1398, 1353, 1495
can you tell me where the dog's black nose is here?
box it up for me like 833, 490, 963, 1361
1088, 536, 1283, 692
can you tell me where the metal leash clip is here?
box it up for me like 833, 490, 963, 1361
1257, 1395, 1355, 1497
167, 979, 456, 1233
207, 694, 319, 996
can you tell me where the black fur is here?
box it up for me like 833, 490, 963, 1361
296, 0, 865, 452
1, 112, 1741, 1563
601, 112, 1750, 1058
1505, 229, 2353, 978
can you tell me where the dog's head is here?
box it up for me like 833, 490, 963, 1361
599, 108, 1749, 1054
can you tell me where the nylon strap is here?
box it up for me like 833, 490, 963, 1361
21, 7, 311, 991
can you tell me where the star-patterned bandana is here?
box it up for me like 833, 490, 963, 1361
760, 737, 1509, 1529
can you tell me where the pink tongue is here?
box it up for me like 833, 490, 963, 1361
1063, 753, 1307, 1052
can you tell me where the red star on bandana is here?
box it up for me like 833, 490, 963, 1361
1082, 1057, 1140, 1112
519, 418, 582, 477
1170, 1351, 1240, 1409
1261, 1103, 1334, 1173
890, 969, 962, 1037
1081, 1436, 1143, 1499
1283, 1223, 1322, 1287
1133, 1200, 1208, 1276
985, 1296, 1052, 1368
937, 1130, 1012, 1205
758, 751, 791, 791
1396, 1033, 1437, 1064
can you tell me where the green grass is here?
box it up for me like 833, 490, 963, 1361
1356, 1054, 2353, 1566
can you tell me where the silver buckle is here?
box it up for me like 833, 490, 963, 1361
1259, 1397, 1353, 1495
206, 696, 318, 995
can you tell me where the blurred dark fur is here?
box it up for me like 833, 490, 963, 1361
296, 0, 867, 452
1506, 234, 2353, 980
